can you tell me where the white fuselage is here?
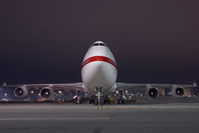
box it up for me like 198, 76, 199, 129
81, 42, 117, 95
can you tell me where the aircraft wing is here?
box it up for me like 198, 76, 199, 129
116, 82, 198, 98
3, 82, 84, 92
116, 82, 197, 90
116, 82, 197, 97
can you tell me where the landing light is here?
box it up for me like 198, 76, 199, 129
58, 90, 62, 94
30, 91, 34, 94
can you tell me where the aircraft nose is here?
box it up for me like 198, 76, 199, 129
93, 61, 103, 73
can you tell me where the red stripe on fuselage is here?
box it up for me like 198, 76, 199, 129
82, 56, 117, 69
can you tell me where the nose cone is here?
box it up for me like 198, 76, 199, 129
83, 61, 104, 87
82, 60, 117, 90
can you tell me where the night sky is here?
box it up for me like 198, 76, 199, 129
0, 0, 199, 85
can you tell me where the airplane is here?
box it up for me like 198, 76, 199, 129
1, 41, 198, 105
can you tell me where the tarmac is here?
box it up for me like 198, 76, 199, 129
0, 103, 198, 133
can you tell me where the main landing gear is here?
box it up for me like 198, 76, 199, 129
74, 90, 82, 104
115, 90, 125, 104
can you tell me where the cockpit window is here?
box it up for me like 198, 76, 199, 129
92, 42, 106, 47
90, 41, 110, 48
93, 43, 100, 46
99, 43, 105, 46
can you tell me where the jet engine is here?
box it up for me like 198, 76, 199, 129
40, 88, 53, 99
14, 86, 28, 97
174, 87, 184, 96
148, 88, 159, 98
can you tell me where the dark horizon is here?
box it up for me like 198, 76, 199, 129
0, 0, 199, 85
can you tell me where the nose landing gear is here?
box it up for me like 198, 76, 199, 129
88, 87, 111, 109
96, 87, 102, 110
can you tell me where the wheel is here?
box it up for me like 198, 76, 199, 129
89, 99, 93, 104
78, 98, 82, 104
93, 97, 104, 105
117, 99, 124, 104
94, 97, 98, 105
104, 99, 110, 104
117, 99, 121, 104
75, 97, 82, 104
121, 99, 125, 104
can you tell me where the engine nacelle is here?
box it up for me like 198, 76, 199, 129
14, 86, 28, 97
148, 88, 159, 98
174, 87, 184, 96
40, 88, 53, 99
